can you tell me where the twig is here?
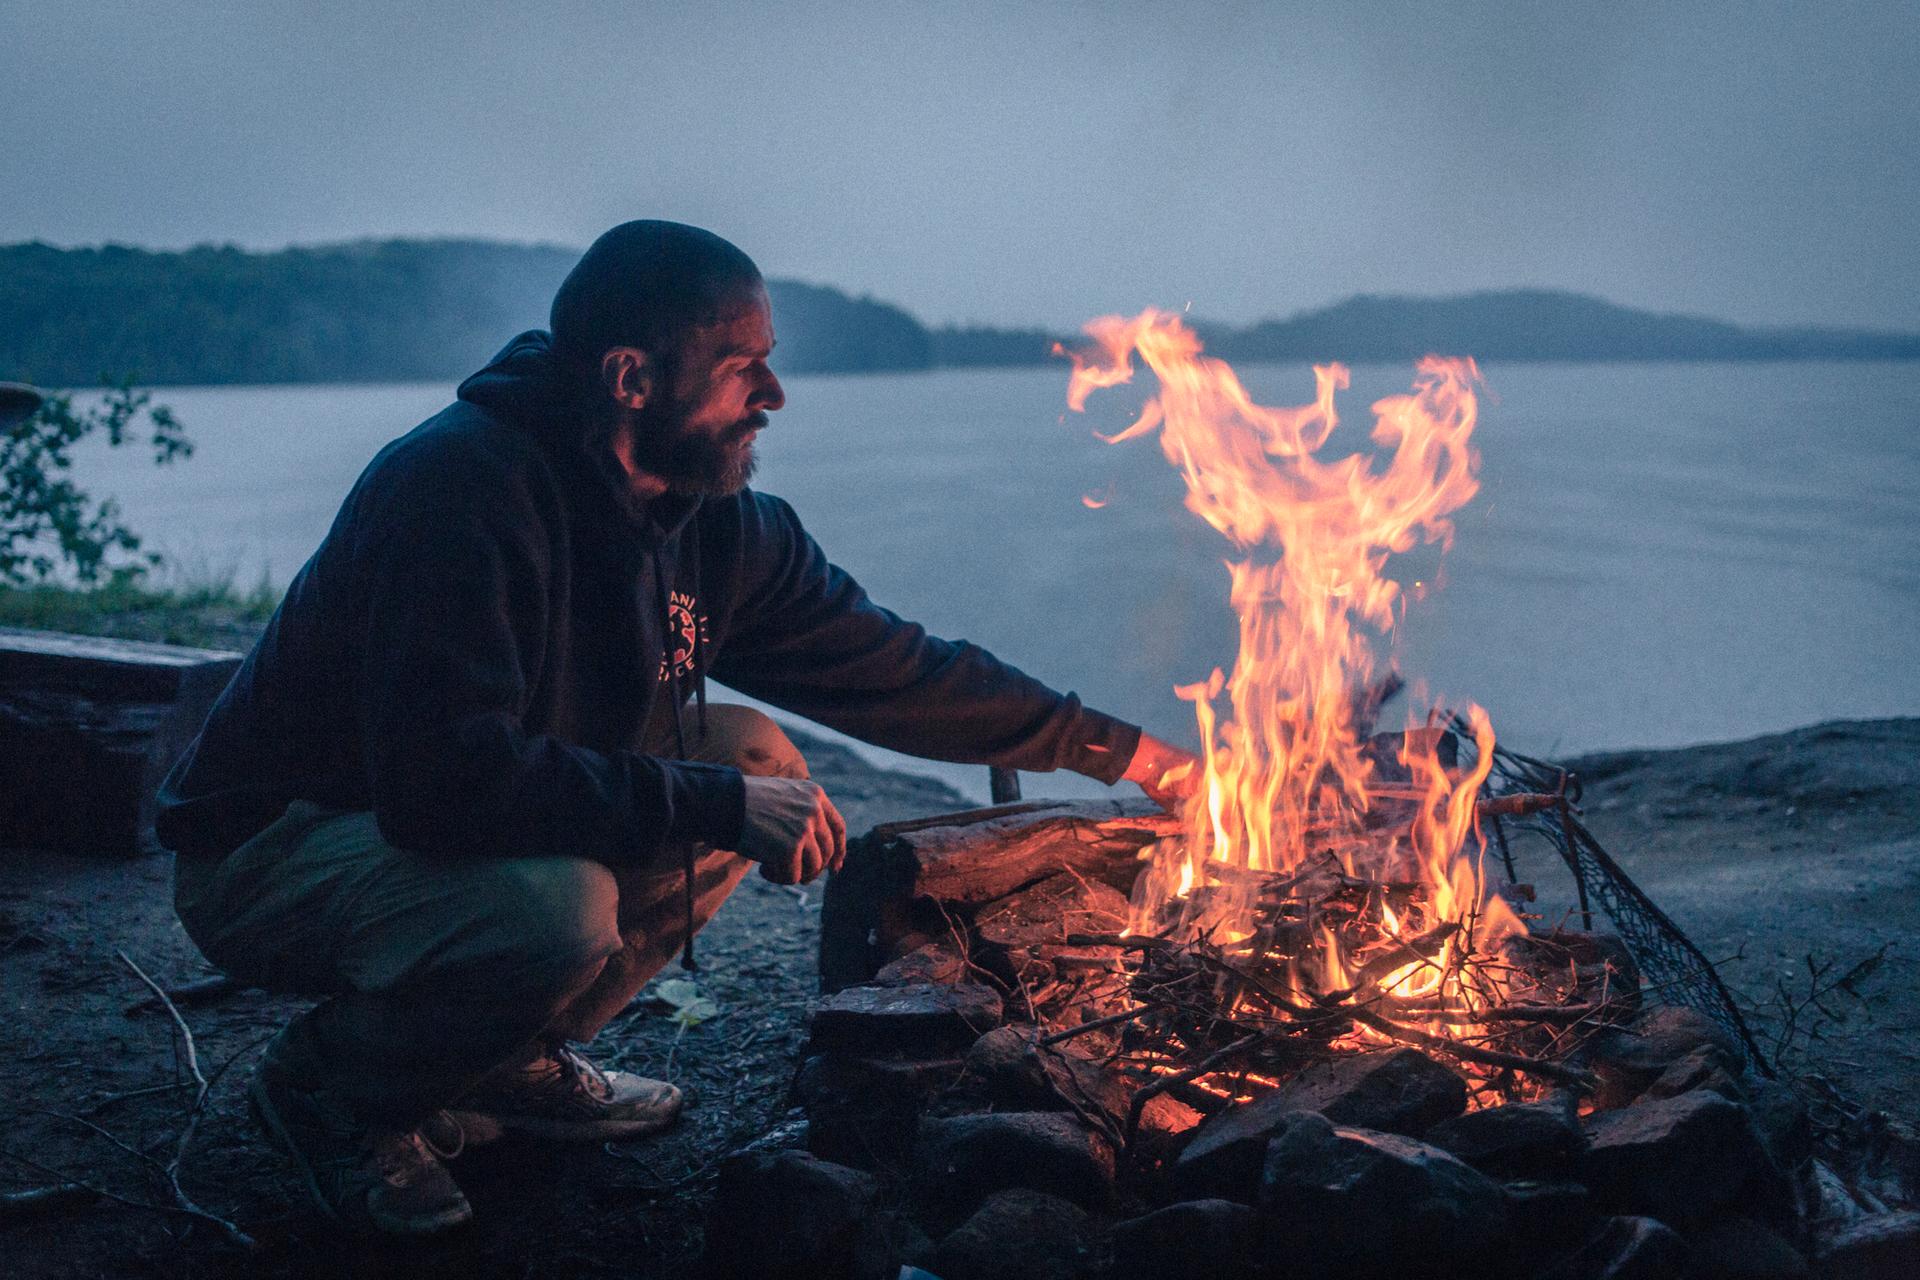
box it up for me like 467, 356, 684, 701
114, 950, 256, 1250
1343, 1006, 1593, 1090
1125, 1033, 1265, 1142
1038, 1003, 1160, 1046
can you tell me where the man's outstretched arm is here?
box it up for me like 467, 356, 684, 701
710, 494, 1198, 799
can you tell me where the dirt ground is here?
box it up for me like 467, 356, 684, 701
0, 729, 964, 1279
2, 718, 1914, 1277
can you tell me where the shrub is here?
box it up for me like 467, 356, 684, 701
0, 380, 192, 586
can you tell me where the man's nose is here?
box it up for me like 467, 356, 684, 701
756, 369, 786, 412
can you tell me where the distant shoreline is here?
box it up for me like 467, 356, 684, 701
31, 349, 1920, 395
5, 238, 1917, 387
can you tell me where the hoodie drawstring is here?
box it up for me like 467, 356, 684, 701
651, 549, 698, 972
691, 519, 708, 741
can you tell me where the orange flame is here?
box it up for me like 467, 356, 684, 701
1064, 309, 1518, 1004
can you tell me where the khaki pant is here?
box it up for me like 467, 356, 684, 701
173, 705, 806, 1127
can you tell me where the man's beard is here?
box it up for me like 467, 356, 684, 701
632, 409, 764, 497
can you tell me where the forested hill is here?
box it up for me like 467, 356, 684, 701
0, 240, 955, 386
4, 239, 1916, 387
1205, 290, 1920, 364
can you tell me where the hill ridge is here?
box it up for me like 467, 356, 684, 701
4, 239, 1915, 386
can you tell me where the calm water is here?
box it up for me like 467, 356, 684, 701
69, 361, 1920, 801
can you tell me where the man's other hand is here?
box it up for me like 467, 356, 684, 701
1122, 732, 1202, 811
736, 775, 847, 884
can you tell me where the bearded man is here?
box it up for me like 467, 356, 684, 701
156, 220, 1194, 1236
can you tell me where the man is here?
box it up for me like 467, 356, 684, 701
157, 221, 1195, 1236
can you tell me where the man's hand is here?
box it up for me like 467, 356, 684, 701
736, 775, 847, 884
1123, 732, 1202, 811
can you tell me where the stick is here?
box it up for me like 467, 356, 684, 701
1476, 793, 1563, 819
1380, 1000, 1619, 1025
1065, 932, 1175, 952
1038, 1003, 1161, 1046
1343, 1006, 1593, 1090
115, 951, 256, 1250
1125, 1033, 1265, 1142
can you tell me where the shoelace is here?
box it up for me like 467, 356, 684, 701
372, 1130, 444, 1185
551, 1044, 615, 1102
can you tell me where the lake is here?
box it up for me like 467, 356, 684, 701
66, 359, 1920, 801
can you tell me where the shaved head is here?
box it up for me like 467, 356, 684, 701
549, 221, 763, 374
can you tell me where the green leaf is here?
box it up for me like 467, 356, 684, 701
650, 977, 721, 1028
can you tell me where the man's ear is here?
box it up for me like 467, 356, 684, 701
600, 346, 653, 411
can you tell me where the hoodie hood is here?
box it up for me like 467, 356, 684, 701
456, 329, 701, 547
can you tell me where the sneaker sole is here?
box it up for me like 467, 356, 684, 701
248, 1073, 473, 1237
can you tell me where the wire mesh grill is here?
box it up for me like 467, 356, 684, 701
1461, 720, 1773, 1075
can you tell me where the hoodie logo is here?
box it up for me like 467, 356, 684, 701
658, 590, 709, 682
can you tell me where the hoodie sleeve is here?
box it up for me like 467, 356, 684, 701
354, 470, 745, 866
710, 495, 1141, 784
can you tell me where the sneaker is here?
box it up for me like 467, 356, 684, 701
448, 1041, 683, 1141
248, 1063, 472, 1236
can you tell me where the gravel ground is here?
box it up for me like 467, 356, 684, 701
2, 718, 1913, 1276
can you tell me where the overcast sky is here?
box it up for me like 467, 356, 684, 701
5, 0, 1917, 330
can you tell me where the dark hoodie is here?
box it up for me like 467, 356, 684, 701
156, 332, 1142, 874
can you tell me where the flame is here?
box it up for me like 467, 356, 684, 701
1063, 309, 1520, 1015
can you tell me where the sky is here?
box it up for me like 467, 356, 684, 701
4, 0, 1918, 331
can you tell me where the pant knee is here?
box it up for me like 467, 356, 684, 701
479, 858, 622, 992
701, 705, 808, 779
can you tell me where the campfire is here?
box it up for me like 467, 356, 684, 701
1044, 312, 1572, 1119
782, 318, 1826, 1280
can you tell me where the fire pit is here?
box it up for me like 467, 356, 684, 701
709, 318, 1869, 1279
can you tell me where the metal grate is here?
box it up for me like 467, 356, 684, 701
1461, 720, 1773, 1075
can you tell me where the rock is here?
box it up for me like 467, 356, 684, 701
1132, 1092, 1207, 1165
1537, 1216, 1690, 1280
795, 1053, 968, 1109
810, 982, 1003, 1054
1746, 1077, 1815, 1175
1583, 1090, 1773, 1222
794, 1054, 966, 1169
1587, 1007, 1745, 1106
1426, 1094, 1587, 1178
1257, 1112, 1510, 1278
915, 1111, 1116, 1212
1689, 1215, 1810, 1279
1642, 1044, 1747, 1102
1171, 1049, 1466, 1201
0, 628, 244, 855
1106, 1199, 1259, 1280
1813, 1211, 1920, 1280
962, 1025, 1131, 1120
706, 1150, 897, 1280
875, 942, 968, 986
1504, 1179, 1597, 1250
1276, 1047, 1469, 1135
926, 1189, 1096, 1280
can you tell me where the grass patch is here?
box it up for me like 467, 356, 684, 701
0, 573, 279, 650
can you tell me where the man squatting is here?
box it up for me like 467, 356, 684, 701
157, 221, 1197, 1236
